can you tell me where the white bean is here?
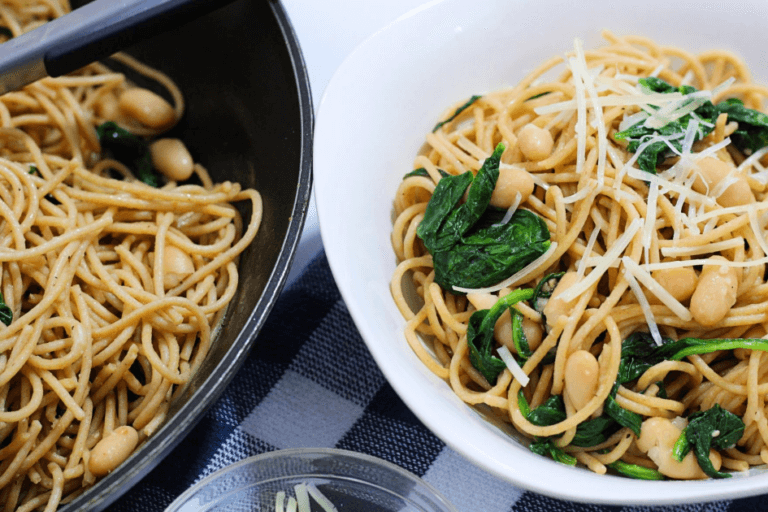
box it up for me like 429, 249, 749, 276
150, 138, 194, 182
89, 425, 139, 477
162, 244, 194, 289
564, 350, 599, 410
542, 271, 580, 329
489, 168, 535, 209
691, 156, 753, 207
517, 123, 554, 161
119, 88, 176, 129
652, 267, 698, 302
689, 256, 738, 327
636, 417, 721, 480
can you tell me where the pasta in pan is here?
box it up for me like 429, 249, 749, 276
0, 1, 261, 510
391, 31, 768, 480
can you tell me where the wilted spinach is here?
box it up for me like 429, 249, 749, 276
403, 167, 450, 179
96, 122, 160, 187
466, 288, 533, 384
416, 143, 551, 291
529, 438, 577, 466
608, 460, 664, 480
432, 95, 481, 132
0, 292, 11, 326
614, 77, 768, 173
671, 404, 744, 479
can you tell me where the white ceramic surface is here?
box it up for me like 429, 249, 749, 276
313, 0, 768, 504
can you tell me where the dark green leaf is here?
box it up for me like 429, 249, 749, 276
529, 439, 577, 466
432, 95, 481, 132
531, 272, 565, 314
675, 404, 744, 478
608, 460, 665, 480
517, 389, 530, 418
716, 101, 768, 154
527, 395, 566, 427
614, 77, 719, 174
0, 292, 12, 326
96, 121, 160, 187
605, 382, 643, 436
432, 208, 551, 290
466, 288, 534, 384
416, 142, 552, 291
511, 309, 531, 361
571, 416, 619, 447
0, 27, 12, 38
403, 167, 450, 179
668, 337, 768, 361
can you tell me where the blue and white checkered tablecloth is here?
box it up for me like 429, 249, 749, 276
114, 251, 768, 512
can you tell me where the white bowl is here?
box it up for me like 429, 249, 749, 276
313, 0, 768, 505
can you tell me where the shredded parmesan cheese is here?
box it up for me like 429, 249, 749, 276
559, 218, 642, 302
621, 259, 664, 346
497, 345, 530, 387
622, 257, 692, 321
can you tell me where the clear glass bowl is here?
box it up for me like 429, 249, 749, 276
165, 448, 458, 512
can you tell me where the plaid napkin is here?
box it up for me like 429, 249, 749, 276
113, 251, 766, 512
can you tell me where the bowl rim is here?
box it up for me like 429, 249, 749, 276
166, 447, 459, 512
313, 0, 768, 505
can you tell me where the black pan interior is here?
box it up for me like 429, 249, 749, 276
57, 0, 312, 509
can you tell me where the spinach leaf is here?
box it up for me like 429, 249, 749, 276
432, 208, 551, 290
615, 76, 768, 173
715, 100, 768, 154
417, 143, 551, 291
614, 78, 718, 174
466, 288, 534, 384
608, 460, 665, 480
432, 95, 481, 132
571, 416, 619, 447
96, 122, 160, 187
0, 292, 11, 326
531, 272, 564, 314
529, 439, 577, 466
527, 395, 567, 427
403, 167, 450, 179
0, 27, 12, 39
617, 331, 674, 384
667, 337, 768, 360
672, 404, 744, 479
604, 383, 643, 436
511, 309, 531, 361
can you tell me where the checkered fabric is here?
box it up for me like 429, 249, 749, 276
114, 251, 767, 512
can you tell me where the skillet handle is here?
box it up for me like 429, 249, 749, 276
0, 0, 236, 95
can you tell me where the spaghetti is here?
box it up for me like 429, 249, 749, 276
391, 31, 768, 480
0, 1, 261, 510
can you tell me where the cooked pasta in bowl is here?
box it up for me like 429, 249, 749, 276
314, 0, 768, 504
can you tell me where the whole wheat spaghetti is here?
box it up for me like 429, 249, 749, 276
391, 31, 768, 480
0, 1, 261, 510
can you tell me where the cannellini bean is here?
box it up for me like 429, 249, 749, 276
652, 267, 698, 302
691, 156, 753, 207
542, 271, 580, 329
564, 350, 599, 410
94, 93, 120, 120
636, 417, 721, 480
163, 244, 194, 289
89, 425, 139, 477
489, 167, 535, 209
517, 123, 554, 161
689, 256, 738, 327
466, 292, 543, 352
118, 88, 176, 129
150, 138, 194, 181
